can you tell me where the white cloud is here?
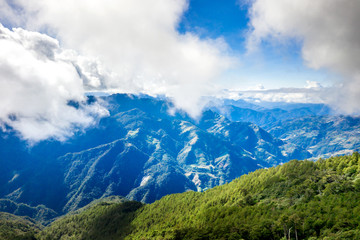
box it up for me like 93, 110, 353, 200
0, 1, 24, 27
0, 24, 108, 142
247, 0, 360, 114
3, 0, 235, 119
221, 88, 329, 104
304, 81, 322, 89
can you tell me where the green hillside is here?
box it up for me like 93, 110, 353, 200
0, 212, 41, 240
37, 153, 360, 239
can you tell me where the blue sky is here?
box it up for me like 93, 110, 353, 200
177, 0, 330, 90
178, 0, 249, 52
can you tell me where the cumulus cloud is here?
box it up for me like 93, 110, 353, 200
0, 24, 108, 142
3, 0, 234, 118
246, 0, 360, 114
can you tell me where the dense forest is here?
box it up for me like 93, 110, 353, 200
0, 212, 40, 240
2, 153, 360, 240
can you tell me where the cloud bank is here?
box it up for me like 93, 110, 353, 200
3, 0, 359, 142
0, 0, 235, 141
220, 81, 329, 104
0, 24, 108, 142
247, 0, 360, 114
4, 0, 234, 118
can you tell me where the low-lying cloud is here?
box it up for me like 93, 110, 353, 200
246, 0, 360, 114
0, 24, 108, 142
220, 82, 331, 104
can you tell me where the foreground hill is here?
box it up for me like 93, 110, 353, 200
38, 153, 360, 240
0, 212, 41, 240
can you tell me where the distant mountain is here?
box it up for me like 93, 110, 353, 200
199, 110, 310, 164
208, 100, 333, 128
0, 94, 309, 214
207, 99, 360, 160
268, 115, 360, 159
38, 153, 360, 240
53, 104, 307, 212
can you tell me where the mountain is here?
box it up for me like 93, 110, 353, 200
209, 100, 333, 128
268, 115, 360, 159
2, 93, 360, 239
199, 110, 310, 164
1, 94, 309, 215
0, 199, 57, 225
207, 99, 360, 160
58, 107, 310, 212
37, 153, 360, 240
2, 93, 359, 219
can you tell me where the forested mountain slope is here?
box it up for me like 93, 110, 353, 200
0, 212, 41, 240
38, 153, 360, 240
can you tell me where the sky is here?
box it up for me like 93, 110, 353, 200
178, 0, 328, 90
0, 0, 360, 141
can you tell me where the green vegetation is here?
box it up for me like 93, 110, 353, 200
0, 212, 40, 240
8, 153, 360, 239
39, 201, 143, 240
124, 153, 360, 240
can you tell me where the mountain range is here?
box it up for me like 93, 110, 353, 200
1, 94, 360, 219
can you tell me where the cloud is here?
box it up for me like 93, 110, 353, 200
0, 24, 108, 142
305, 81, 322, 89
220, 87, 330, 104
246, 0, 360, 114
3, 0, 235, 119
0, 1, 24, 27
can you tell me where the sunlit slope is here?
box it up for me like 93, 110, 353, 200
39, 153, 360, 240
